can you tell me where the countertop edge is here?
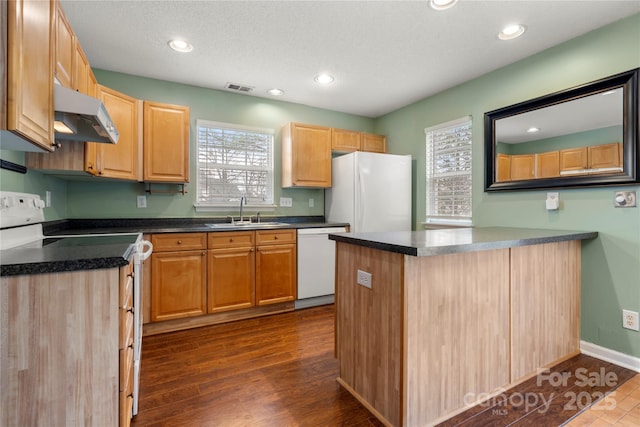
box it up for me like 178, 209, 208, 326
329, 229, 599, 257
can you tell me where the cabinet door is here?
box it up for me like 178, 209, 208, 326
54, 0, 74, 88
332, 128, 361, 152
255, 243, 296, 305
496, 154, 511, 182
510, 154, 535, 181
282, 123, 331, 187
6, 0, 55, 151
150, 250, 207, 321
589, 142, 621, 171
74, 42, 91, 95
143, 101, 190, 183
208, 247, 255, 313
93, 85, 142, 180
362, 133, 387, 153
536, 151, 560, 179
560, 147, 588, 174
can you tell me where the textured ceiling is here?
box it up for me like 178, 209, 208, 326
60, 0, 640, 118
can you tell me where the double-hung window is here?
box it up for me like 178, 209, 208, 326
195, 120, 275, 210
425, 116, 472, 225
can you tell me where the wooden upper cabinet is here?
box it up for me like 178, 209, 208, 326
588, 142, 622, 171
332, 128, 361, 152
3, 0, 55, 151
496, 153, 511, 182
560, 147, 588, 175
143, 101, 190, 183
54, 0, 74, 88
362, 133, 387, 153
536, 150, 560, 179
510, 154, 535, 181
90, 85, 142, 180
74, 43, 92, 95
281, 122, 332, 188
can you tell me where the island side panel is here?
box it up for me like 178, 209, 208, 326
0, 269, 119, 425
510, 240, 581, 382
403, 248, 511, 426
335, 242, 404, 426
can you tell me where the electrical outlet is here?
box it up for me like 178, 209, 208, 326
280, 197, 292, 207
357, 269, 372, 289
623, 310, 639, 331
309, 198, 314, 208
137, 195, 147, 208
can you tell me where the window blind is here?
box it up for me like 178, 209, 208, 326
425, 116, 472, 224
196, 120, 274, 207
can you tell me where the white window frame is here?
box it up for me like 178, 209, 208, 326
424, 116, 473, 227
194, 120, 276, 212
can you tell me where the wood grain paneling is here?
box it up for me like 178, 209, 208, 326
510, 240, 581, 382
335, 242, 404, 426
1, 269, 119, 425
208, 246, 255, 313
403, 249, 511, 427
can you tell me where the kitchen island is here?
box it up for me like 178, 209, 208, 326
329, 227, 597, 427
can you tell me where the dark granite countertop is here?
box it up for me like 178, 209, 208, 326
0, 233, 139, 277
1, 217, 347, 277
328, 227, 598, 256
43, 216, 348, 235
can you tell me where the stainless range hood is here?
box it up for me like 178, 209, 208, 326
54, 84, 119, 144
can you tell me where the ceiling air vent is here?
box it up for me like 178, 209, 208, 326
225, 83, 254, 93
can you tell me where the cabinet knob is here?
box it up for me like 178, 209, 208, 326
274, 236, 278, 240
177, 240, 182, 244
202, 251, 206, 256
229, 238, 233, 242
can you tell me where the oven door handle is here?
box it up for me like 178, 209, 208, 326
137, 240, 153, 262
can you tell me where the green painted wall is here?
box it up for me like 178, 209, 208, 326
375, 14, 640, 358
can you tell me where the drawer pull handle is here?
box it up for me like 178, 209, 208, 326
229, 238, 234, 242
177, 240, 183, 244
274, 236, 278, 240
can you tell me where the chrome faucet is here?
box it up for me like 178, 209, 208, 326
239, 195, 246, 223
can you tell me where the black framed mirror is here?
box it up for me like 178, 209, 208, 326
484, 68, 639, 191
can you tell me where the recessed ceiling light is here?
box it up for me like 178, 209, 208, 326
314, 73, 334, 84
267, 88, 284, 96
498, 24, 526, 41
429, 0, 458, 11
168, 39, 194, 53
526, 127, 540, 133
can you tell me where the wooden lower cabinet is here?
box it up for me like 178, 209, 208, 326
149, 230, 297, 325
0, 263, 134, 425
150, 233, 207, 322
208, 231, 255, 313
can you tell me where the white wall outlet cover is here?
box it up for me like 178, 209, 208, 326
137, 195, 147, 208
279, 197, 293, 207
546, 192, 559, 210
623, 309, 639, 331
357, 269, 372, 289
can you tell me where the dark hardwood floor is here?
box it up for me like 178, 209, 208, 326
132, 305, 637, 427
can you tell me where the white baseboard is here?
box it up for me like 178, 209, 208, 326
581, 341, 640, 373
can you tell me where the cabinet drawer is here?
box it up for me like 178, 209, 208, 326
119, 346, 134, 393
152, 233, 207, 252
119, 309, 134, 349
256, 229, 296, 245
119, 391, 133, 427
208, 231, 255, 249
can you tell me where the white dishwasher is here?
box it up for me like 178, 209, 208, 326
295, 226, 347, 309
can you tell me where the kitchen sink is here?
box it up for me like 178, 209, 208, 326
206, 222, 289, 229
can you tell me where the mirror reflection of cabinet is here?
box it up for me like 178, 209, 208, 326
485, 68, 639, 191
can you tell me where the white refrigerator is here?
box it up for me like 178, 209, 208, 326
325, 151, 412, 232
